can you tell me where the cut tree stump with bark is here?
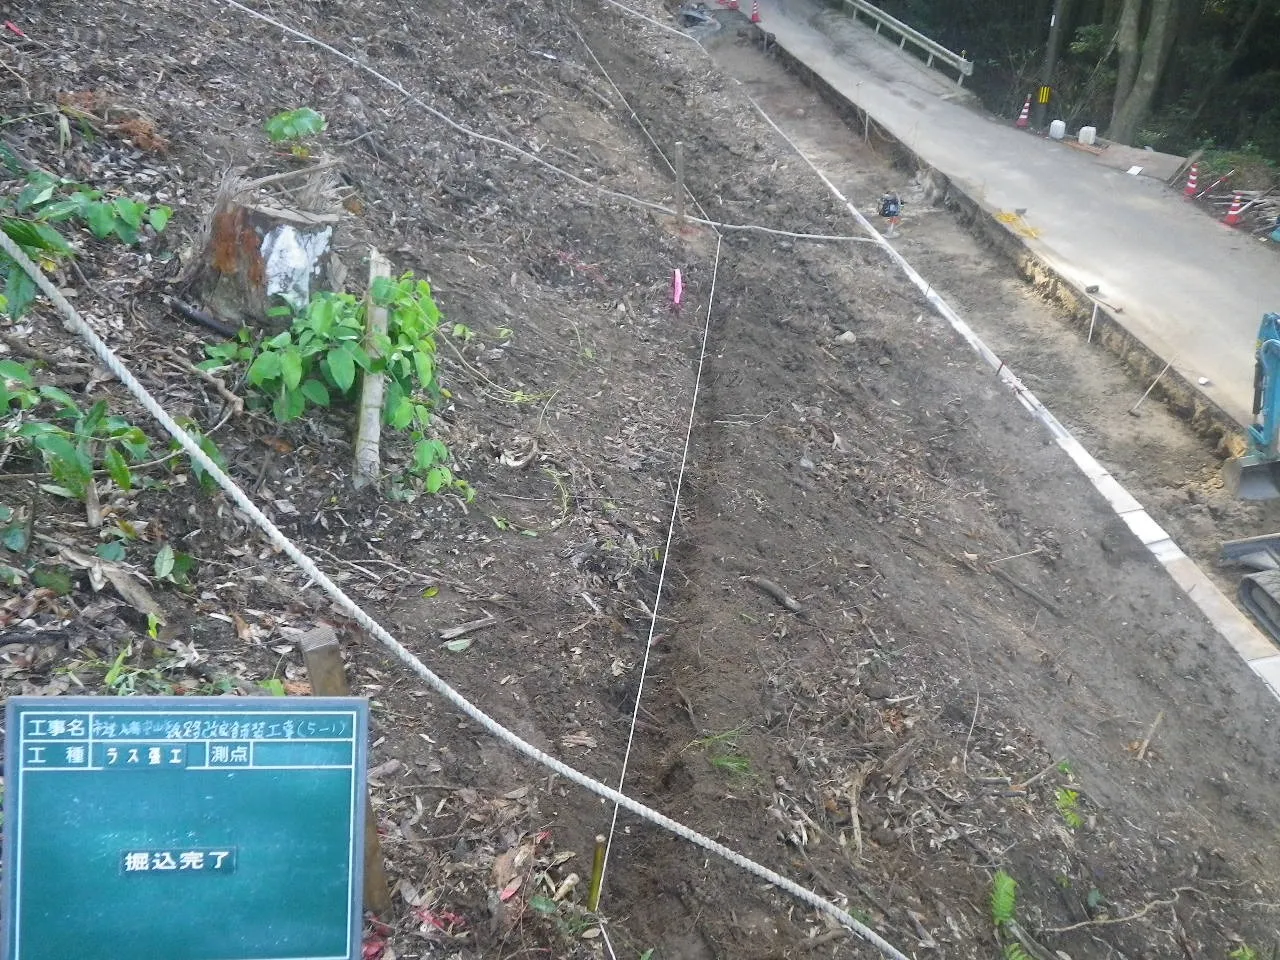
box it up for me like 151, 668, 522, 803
187, 164, 346, 328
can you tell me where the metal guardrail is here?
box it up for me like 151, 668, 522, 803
838, 0, 974, 84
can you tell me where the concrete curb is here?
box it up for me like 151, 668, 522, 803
738, 20, 1280, 699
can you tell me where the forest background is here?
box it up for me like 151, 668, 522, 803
871, 0, 1280, 186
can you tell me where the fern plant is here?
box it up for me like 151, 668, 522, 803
991, 871, 1017, 928
1055, 787, 1085, 829
991, 871, 1031, 960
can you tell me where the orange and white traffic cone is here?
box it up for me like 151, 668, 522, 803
1183, 162, 1198, 198
1224, 192, 1245, 226
750, 0, 761, 22
1015, 96, 1031, 129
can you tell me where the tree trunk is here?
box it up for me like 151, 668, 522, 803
1108, 0, 1174, 144
1109, 0, 1142, 129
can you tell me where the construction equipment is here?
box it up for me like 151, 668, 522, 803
1220, 534, 1280, 643
1221, 313, 1280, 641
1223, 312, 1280, 499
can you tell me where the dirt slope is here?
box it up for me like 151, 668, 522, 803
3, 1, 1280, 958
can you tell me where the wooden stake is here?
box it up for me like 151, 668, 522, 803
298, 624, 394, 918
353, 249, 392, 489
1128, 359, 1173, 416
674, 141, 686, 229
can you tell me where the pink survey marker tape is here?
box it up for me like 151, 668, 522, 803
672, 268, 683, 307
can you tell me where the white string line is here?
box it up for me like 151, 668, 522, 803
568, 21, 719, 230
0, 248, 909, 960
599, 236, 717, 957
597, 0, 719, 44
211, 0, 873, 245
567, 14, 721, 895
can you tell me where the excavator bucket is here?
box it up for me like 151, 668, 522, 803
1223, 451, 1280, 500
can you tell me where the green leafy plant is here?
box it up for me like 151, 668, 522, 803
1, 366, 152, 500
1229, 947, 1260, 960
1, 502, 28, 551
264, 108, 327, 157
1055, 787, 1084, 830
687, 727, 752, 778
153, 543, 196, 587
3, 359, 224, 501
259, 678, 287, 697
528, 896, 599, 940
1, 170, 171, 318
204, 272, 465, 493
169, 417, 229, 492
990, 872, 1031, 960
104, 644, 175, 696
991, 871, 1017, 928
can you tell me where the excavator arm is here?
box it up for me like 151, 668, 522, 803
1224, 312, 1280, 499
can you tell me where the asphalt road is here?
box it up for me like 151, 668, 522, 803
756, 0, 1280, 426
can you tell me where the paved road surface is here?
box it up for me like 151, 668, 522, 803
757, 0, 1280, 425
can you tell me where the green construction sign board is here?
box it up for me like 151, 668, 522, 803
2, 696, 369, 960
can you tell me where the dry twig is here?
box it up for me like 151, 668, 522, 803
1135, 710, 1164, 762
744, 575, 803, 613
162, 349, 243, 414
1040, 887, 1198, 934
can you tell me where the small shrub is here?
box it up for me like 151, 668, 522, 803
1198, 142, 1278, 192
1, 170, 171, 318
1, 362, 152, 500
203, 272, 463, 493
264, 108, 326, 157
2, 359, 223, 500
1055, 787, 1085, 830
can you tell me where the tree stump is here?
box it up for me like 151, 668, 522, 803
188, 165, 346, 329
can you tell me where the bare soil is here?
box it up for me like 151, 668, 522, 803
3, 2, 1280, 959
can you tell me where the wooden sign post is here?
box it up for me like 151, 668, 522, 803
299, 624, 394, 919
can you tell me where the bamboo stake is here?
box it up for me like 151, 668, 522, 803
674, 141, 686, 229
353, 248, 392, 489
587, 834, 606, 911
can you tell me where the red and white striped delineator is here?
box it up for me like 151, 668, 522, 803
1225, 192, 1245, 226
750, 0, 761, 22
1183, 162, 1199, 198
1015, 96, 1031, 129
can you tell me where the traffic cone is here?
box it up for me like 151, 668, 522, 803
1224, 192, 1244, 227
1015, 96, 1031, 129
750, 0, 761, 22
1183, 162, 1198, 198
